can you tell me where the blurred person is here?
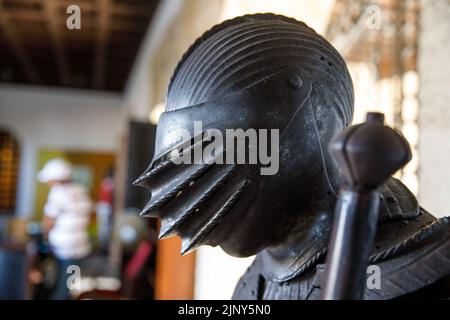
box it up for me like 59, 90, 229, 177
38, 158, 92, 300
96, 168, 114, 252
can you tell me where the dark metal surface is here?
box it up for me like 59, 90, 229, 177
126, 121, 156, 210
135, 14, 450, 300
232, 208, 450, 300
323, 113, 411, 299
323, 190, 379, 299
135, 13, 353, 258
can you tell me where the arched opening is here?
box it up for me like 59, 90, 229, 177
0, 130, 20, 215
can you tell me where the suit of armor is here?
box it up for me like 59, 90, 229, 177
136, 14, 450, 299
233, 179, 450, 299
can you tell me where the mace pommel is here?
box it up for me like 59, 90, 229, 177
324, 112, 412, 300
329, 112, 412, 191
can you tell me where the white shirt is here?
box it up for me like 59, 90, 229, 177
44, 182, 92, 259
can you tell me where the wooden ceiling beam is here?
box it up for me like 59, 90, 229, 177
3, 0, 41, 5
111, 3, 153, 17
2, 7, 148, 30
54, 0, 96, 11
12, 0, 96, 11
1, 9, 45, 22
0, 3, 40, 83
0, 0, 159, 91
92, 0, 110, 89
42, 0, 71, 85
52, 0, 151, 17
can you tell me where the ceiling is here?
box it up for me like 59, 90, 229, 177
0, 0, 160, 92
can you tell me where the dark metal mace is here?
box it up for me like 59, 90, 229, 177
323, 112, 412, 300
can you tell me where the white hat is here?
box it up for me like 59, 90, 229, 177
37, 158, 73, 183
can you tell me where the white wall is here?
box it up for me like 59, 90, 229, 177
194, 247, 254, 299
418, 0, 450, 217
124, 0, 183, 121
0, 84, 125, 217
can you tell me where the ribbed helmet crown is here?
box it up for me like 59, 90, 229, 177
166, 13, 354, 125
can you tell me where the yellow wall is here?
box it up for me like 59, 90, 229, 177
34, 149, 115, 219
